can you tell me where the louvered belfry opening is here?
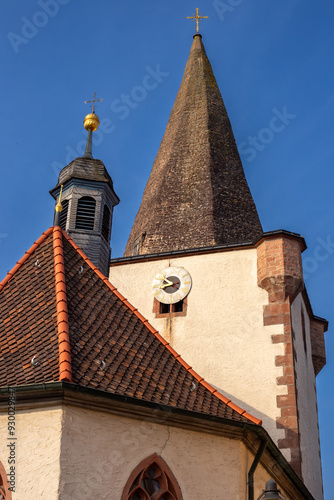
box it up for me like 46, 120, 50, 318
75, 196, 96, 231
101, 204, 111, 241
59, 199, 69, 230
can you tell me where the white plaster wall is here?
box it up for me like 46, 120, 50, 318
0, 403, 293, 499
59, 405, 277, 500
109, 249, 287, 446
0, 407, 62, 498
291, 294, 323, 500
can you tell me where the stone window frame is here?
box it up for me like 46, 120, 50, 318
153, 297, 188, 318
122, 453, 182, 500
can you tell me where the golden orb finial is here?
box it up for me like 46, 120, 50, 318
83, 92, 103, 157
83, 113, 100, 132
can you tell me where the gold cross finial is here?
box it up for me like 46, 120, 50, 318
187, 7, 208, 33
84, 92, 103, 113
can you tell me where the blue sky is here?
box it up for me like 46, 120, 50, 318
1, 1, 333, 496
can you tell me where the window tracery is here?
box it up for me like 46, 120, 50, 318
123, 454, 182, 500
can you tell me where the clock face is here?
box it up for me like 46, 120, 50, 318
152, 266, 192, 304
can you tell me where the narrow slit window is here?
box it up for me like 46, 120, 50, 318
133, 236, 141, 256
102, 204, 111, 241
75, 196, 96, 231
302, 310, 307, 354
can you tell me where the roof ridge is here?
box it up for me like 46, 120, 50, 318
60, 228, 262, 426
0, 227, 54, 293
52, 227, 72, 382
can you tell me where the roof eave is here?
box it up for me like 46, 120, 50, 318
49, 177, 120, 205
110, 229, 307, 266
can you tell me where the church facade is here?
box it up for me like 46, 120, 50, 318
0, 31, 327, 500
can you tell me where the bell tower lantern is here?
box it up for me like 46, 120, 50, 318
50, 95, 119, 276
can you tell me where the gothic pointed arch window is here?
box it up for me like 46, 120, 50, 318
122, 454, 182, 500
0, 460, 12, 499
75, 196, 96, 231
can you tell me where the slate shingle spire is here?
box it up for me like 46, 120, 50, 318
124, 34, 262, 257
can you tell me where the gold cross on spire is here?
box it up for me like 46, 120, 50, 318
84, 92, 103, 113
187, 7, 208, 33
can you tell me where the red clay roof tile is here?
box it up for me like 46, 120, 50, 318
53, 227, 72, 382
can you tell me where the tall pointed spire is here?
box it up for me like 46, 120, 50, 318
124, 34, 262, 257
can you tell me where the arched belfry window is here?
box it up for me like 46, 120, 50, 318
101, 204, 111, 241
0, 460, 12, 499
75, 196, 96, 231
122, 454, 182, 500
59, 199, 69, 230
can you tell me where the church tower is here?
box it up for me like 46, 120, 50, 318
50, 102, 119, 276
109, 30, 327, 500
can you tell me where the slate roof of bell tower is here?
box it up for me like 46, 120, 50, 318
124, 34, 262, 257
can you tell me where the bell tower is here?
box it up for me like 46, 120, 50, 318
109, 28, 327, 499
50, 96, 119, 276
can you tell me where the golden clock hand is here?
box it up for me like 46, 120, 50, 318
160, 279, 173, 289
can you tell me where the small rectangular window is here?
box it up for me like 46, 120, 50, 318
132, 232, 146, 256
153, 298, 187, 318
160, 303, 170, 314
173, 301, 183, 313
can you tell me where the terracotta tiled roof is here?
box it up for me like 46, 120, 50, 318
0, 227, 261, 425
